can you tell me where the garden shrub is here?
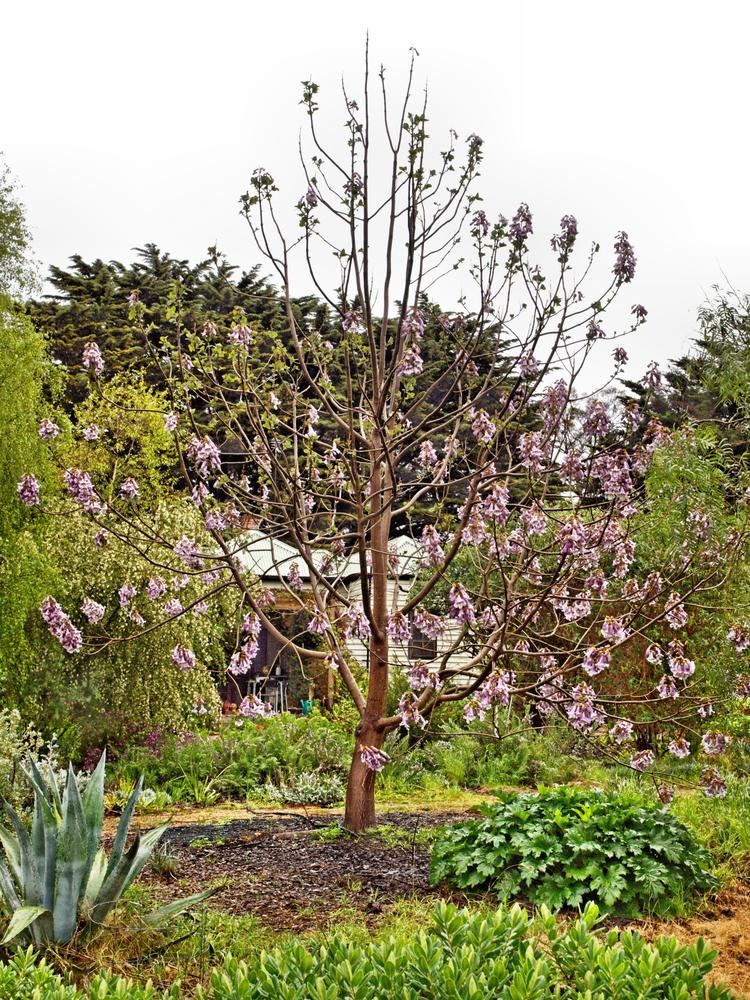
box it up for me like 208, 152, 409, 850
108, 711, 353, 804
263, 771, 345, 807
430, 787, 717, 916
0, 902, 732, 998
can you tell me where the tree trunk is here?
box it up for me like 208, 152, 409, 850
343, 721, 384, 831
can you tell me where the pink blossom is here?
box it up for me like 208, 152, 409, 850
164, 412, 178, 431
82, 424, 100, 441
164, 599, 183, 617
388, 613, 411, 642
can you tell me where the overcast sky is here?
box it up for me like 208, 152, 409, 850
2, 0, 748, 383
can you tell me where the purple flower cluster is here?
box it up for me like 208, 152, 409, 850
118, 581, 137, 607
448, 582, 476, 625
609, 719, 634, 743
40, 596, 82, 653
119, 477, 139, 500
81, 597, 105, 623
175, 534, 202, 569
701, 767, 727, 798
64, 469, 102, 513
230, 639, 260, 675
630, 749, 655, 772
420, 525, 445, 567
566, 682, 602, 731
582, 646, 610, 677
509, 202, 533, 243
171, 644, 196, 671
307, 610, 329, 635
551, 214, 578, 254
239, 695, 274, 719
18, 473, 40, 505
613, 231, 636, 283
701, 732, 731, 756
186, 435, 221, 478
470, 409, 496, 444
146, 577, 167, 601
82, 341, 104, 376
38, 418, 60, 440
583, 399, 609, 439
728, 624, 750, 652
668, 737, 691, 758
343, 604, 371, 640
359, 745, 389, 772
397, 693, 428, 730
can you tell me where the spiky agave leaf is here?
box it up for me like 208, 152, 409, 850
52, 766, 88, 945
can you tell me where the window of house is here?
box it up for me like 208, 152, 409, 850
408, 613, 438, 662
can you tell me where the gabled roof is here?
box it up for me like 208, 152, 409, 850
231, 529, 423, 583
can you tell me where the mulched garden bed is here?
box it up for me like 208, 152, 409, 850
140, 810, 471, 933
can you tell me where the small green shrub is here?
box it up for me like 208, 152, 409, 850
0, 902, 733, 998
108, 712, 353, 806
263, 771, 344, 807
206, 901, 731, 1000
430, 787, 717, 916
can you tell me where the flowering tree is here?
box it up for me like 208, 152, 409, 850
24, 54, 749, 831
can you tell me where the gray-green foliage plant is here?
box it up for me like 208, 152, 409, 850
0, 753, 213, 947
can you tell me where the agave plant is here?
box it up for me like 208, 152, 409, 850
0, 752, 214, 947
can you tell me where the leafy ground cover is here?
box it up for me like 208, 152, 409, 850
430, 787, 717, 917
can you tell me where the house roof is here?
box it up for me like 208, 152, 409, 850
231, 529, 423, 583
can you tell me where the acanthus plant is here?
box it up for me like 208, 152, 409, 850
21, 51, 750, 832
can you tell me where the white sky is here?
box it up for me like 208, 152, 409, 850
2, 0, 749, 383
